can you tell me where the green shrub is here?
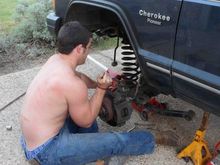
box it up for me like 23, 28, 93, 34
0, 0, 116, 64
92, 33, 117, 50
0, 0, 55, 62
0, 34, 21, 62
12, 0, 54, 44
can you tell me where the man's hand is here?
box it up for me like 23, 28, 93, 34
97, 72, 112, 90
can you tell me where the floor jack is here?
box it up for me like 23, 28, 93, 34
131, 97, 195, 121
177, 112, 212, 165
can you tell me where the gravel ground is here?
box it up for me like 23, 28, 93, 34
0, 49, 219, 165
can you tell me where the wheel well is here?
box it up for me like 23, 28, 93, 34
65, 4, 127, 39
64, 3, 160, 98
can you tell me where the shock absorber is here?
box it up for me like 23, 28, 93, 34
121, 40, 140, 84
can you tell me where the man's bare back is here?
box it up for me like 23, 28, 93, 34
20, 54, 83, 150
20, 21, 116, 165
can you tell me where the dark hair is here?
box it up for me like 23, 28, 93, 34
57, 21, 92, 54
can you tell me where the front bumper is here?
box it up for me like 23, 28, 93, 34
46, 12, 62, 36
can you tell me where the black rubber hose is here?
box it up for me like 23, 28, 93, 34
0, 92, 26, 112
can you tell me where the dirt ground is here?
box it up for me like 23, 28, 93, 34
0, 51, 51, 76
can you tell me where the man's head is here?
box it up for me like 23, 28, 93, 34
57, 21, 92, 55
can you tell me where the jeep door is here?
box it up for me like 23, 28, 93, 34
172, 0, 220, 115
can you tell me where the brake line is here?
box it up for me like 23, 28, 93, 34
0, 91, 26, 112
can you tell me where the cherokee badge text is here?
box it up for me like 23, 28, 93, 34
139, 9, 171, 25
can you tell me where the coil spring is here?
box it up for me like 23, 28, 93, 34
121, 41, 140, 83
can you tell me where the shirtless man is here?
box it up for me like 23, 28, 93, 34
20, 21, 155, 165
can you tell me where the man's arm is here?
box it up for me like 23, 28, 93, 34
66, 72, 112, 128
75, 71, 97, 89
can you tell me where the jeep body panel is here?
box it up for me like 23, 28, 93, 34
47, 0, 220, 116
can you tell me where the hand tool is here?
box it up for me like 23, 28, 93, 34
127, 125, 136, 132
207, 141, 220, 165
87, 55, 120, 79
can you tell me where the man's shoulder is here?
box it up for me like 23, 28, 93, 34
58, 71, 87, 92
59, 74, 88, 103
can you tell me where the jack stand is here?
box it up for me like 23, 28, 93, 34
177, 112, 212, 165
